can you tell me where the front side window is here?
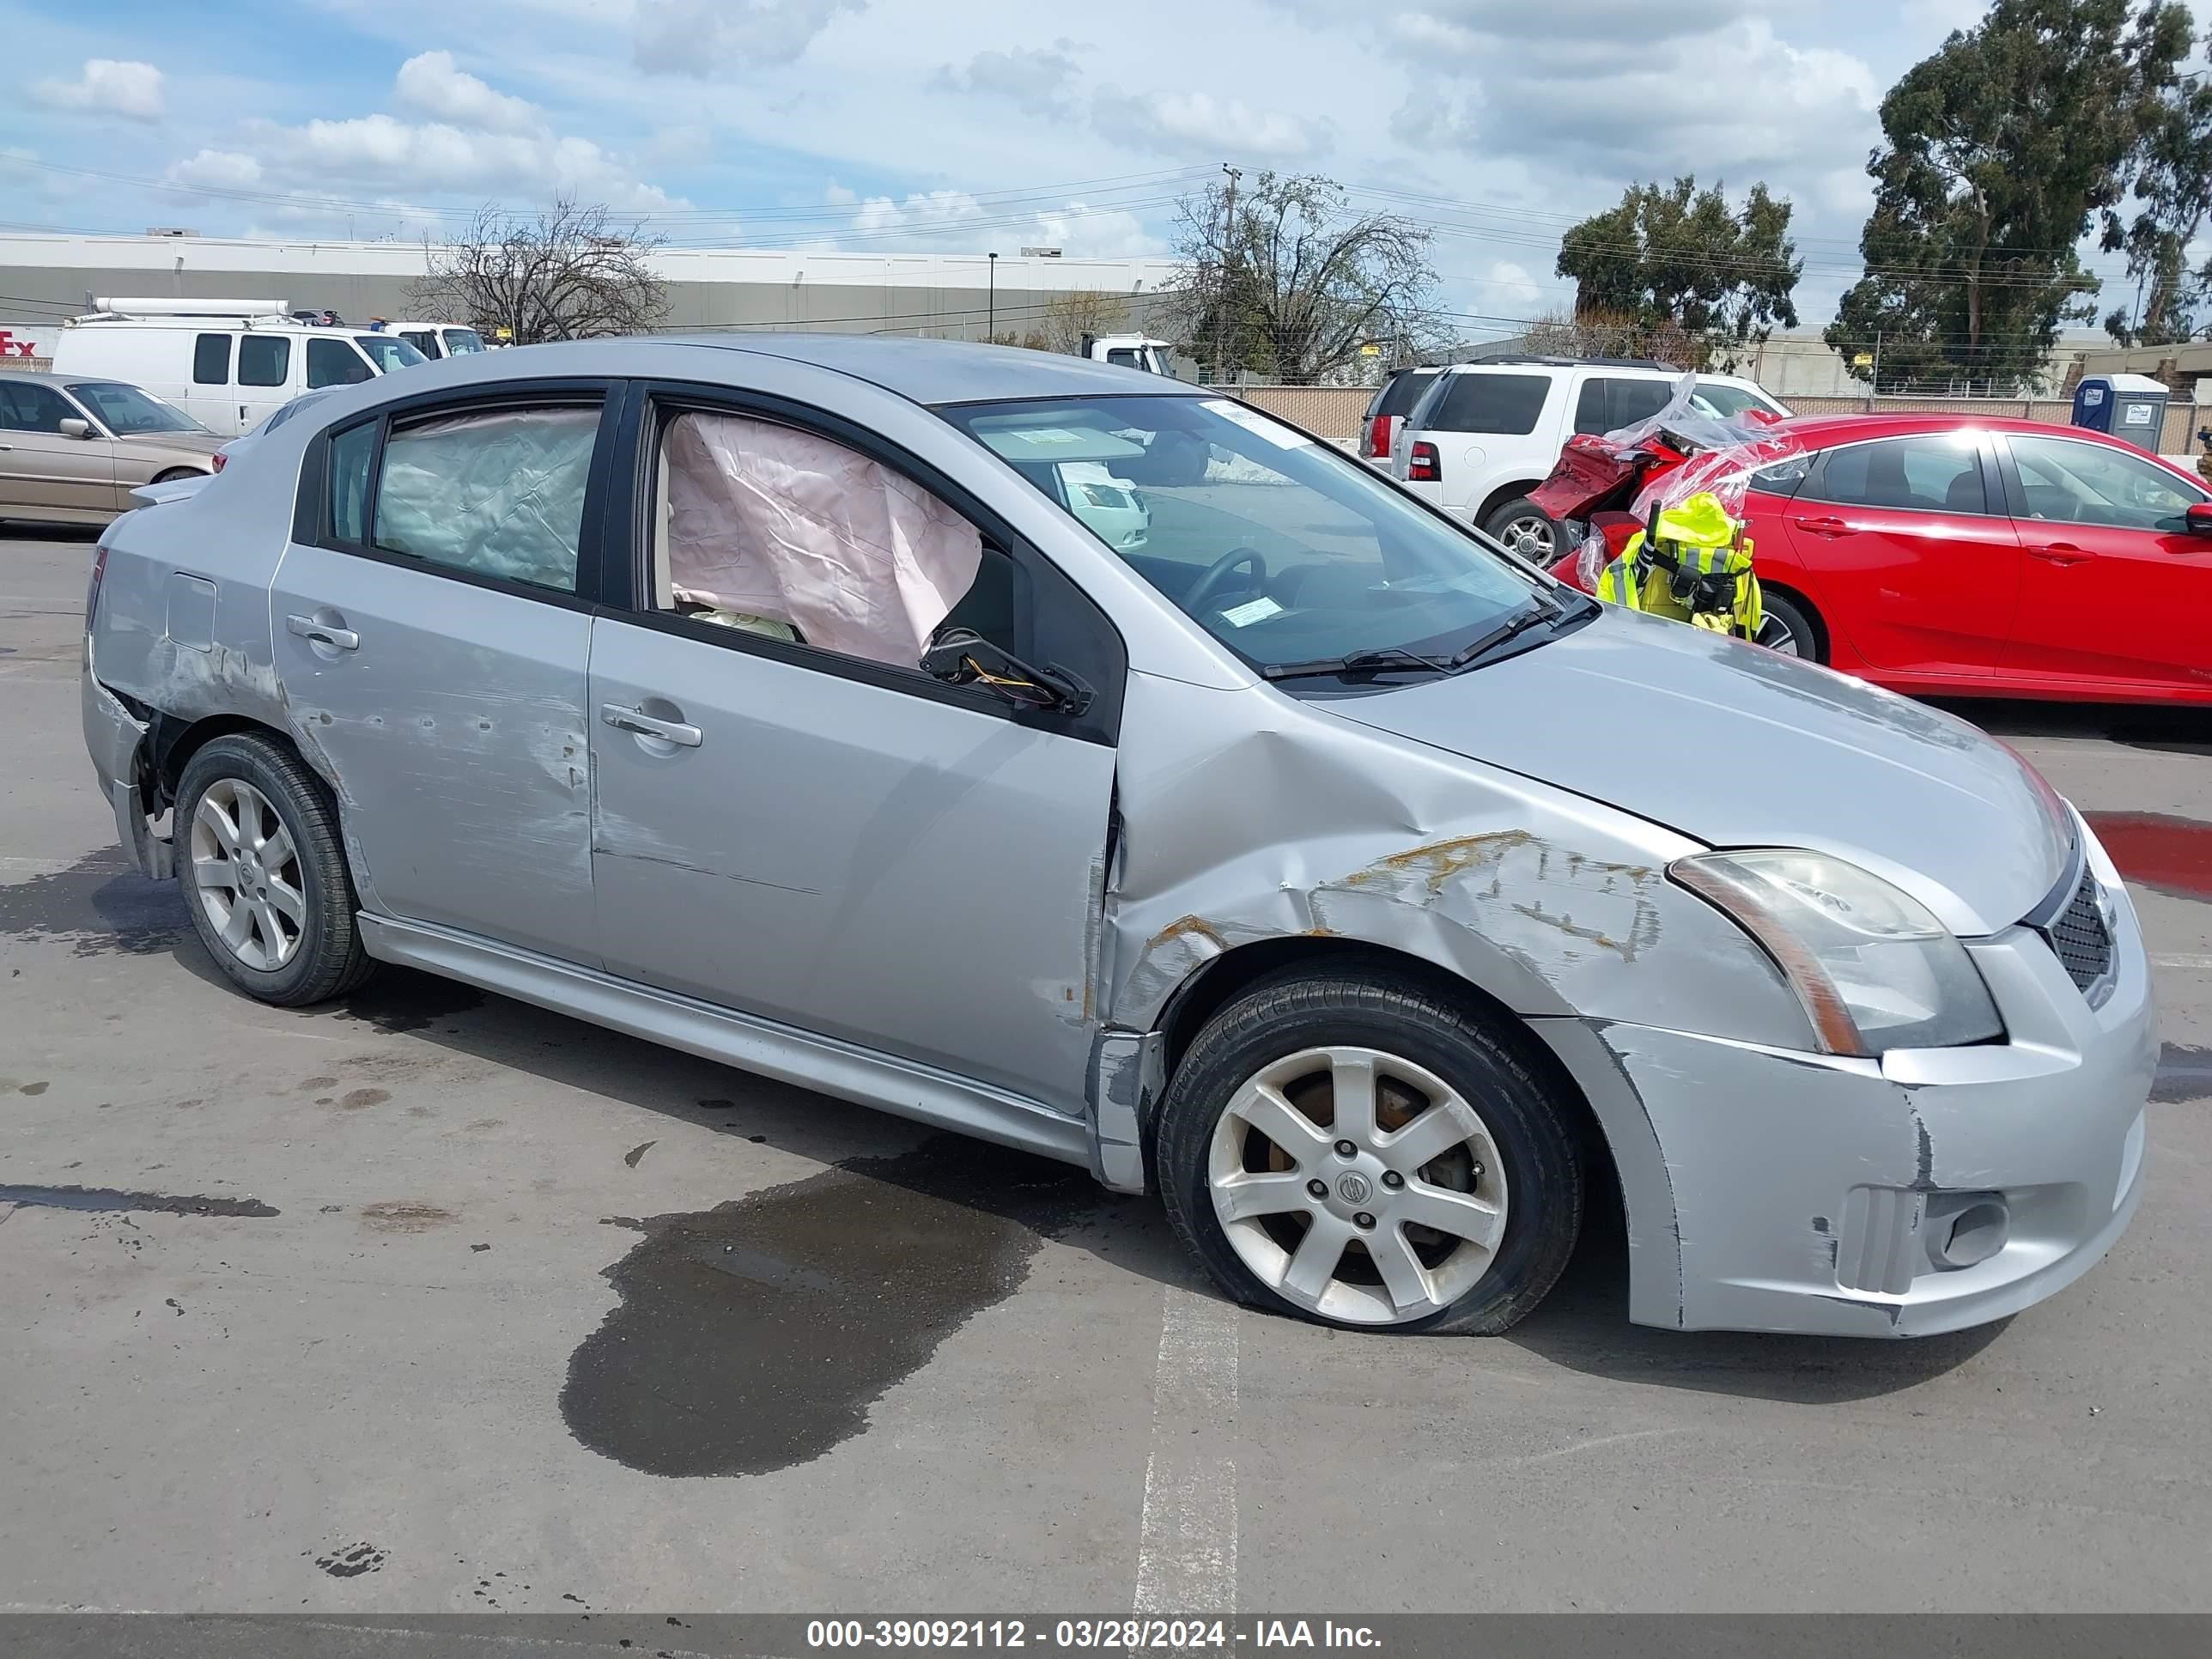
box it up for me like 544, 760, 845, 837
1430, 372, 1549, 436
1692, 380, 1783, 421
1808, 434, 1987, 515
0, 379, 78, 434
307, 337, 374, 389
356, 335, 428, 374
650, 409, 1011, 670
1106, 348, 1140, 369
2008, 433, 2204, 531
372, 405, 598, 592
943, 394, 1555, 677
441, 328, 487, 356
68, 382, 206, 435
192, 333, 232, 386
239, 335, 290, 387
401, 331, 440, 357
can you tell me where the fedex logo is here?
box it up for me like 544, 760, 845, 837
0, 329, 44, 358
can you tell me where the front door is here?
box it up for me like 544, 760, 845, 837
268, 393, 612, 965
1780, 431, 2021, 676
586, 392, 1123, 1112
1998, 430, 2212, 694
0, 379, 117, 517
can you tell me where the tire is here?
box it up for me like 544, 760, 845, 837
1481, 497, 1560, 562
1155, 963, 1583, 1334
1756, 589, 1823, 662
175, 732, 374, 1006
150, 468, 203, 485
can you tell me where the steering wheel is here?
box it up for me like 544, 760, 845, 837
1184, 547, 1268, 614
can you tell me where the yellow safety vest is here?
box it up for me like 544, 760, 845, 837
1593, 501, 1763, 639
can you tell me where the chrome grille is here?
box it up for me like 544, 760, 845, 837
2044, 866, 2114, 996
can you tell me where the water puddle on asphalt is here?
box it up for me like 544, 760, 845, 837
0, 1184, 278, 1217
2084, 813, 2212, 902
559, 1137, 1100, 1479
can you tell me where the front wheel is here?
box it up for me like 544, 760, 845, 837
1155, 965, 1583, 1334
1482, 497, 1559, 562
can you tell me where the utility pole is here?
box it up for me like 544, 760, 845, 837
1871, 330, 1882, 404
988, 252, 998, 343
1214, 162, 1242, 384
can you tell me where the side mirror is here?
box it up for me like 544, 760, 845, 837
2187, 502, 2212, 537
921, 629, 1093, 715
58, 417, 93, 440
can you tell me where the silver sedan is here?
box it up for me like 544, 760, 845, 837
80, 336, 2155, 1337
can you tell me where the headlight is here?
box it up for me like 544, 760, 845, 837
1670, 850, 2003, 1056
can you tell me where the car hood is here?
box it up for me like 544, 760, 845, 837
1321, 608, 2073, 937
117, 431, 224, 458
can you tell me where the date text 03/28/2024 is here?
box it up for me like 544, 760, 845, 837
805, 1620, 1382, 1649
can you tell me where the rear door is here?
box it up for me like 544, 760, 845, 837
1779, 431, 2020, 677
585, 381, 1125, 1113
1996, 430, 2212, 693
235, 334, 295, 432
269, 386, 615, 965
0, 378, 117, 515
1415, 369, 1556, 517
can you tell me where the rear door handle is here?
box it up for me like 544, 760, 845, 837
2028, 542, 2091, 565
284, 613, 359, 651
600, 703, 702, 747
1792, 515, 1850, 538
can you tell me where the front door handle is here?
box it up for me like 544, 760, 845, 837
2028, 542, 2091, 565
285, 613, 359, 650
600, 703, 702, 747
1792, 515, 1850, 538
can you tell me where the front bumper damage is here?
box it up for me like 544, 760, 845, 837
82, 659, 173, 882
1560, 870, 2156, 1338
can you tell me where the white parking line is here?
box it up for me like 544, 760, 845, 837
1132, 1286, 1239, 1621
0, 855, 128, 876
2153, 954, 2212, 971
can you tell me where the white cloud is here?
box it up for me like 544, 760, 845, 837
1899, 0, 1987, 37
277, 114, 684, 212
1483, 260, 1544, 304
30, 58, 165, 120
852, 189, 985, 235
933, 44, 1079, 115
1091, 88, 1327, 161
394, 50, 546, 136
167, 149, 265, 190
634, 0, 861, 76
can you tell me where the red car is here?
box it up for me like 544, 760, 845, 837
1538, 413, 2212, 706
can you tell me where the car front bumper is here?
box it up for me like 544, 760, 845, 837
82, 656, 173, 881
1581, 843, 2155, 1339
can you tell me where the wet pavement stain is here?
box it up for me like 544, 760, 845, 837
2154, 1042, 2212, 1103
311, 1543, 386, 1577
623, 1140, 657, 1169
2084, 812, 2212, 902
337, 1088, 390, 1110
359, 1200, 458, 1232
0, 1184, 278, 1217
560, 1136, 1100, 1479
335, 969, 486, 1035
0, 855, 185, 956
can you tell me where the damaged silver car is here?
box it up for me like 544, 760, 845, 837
82, 337, 2155, 1337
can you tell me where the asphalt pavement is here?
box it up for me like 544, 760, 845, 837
3, 526, 2210, 1616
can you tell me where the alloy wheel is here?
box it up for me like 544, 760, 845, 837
1755, 615, 1803, 656
1497, 514, 1556, 559
189, 778, 306, 971
1207, 1046, 1510, 1326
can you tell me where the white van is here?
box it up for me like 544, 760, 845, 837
386, 320, 489, 361
51, 299, 428, 436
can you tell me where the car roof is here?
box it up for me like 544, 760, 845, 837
1774, 411, 2163, 447
659, 333, 1202, 403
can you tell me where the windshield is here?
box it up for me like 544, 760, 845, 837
1690, 381, 1784, 420
441, 327, 486, 355
66, 381, 208, 435
356, 334, 428, 372
943, 394, 1555, 673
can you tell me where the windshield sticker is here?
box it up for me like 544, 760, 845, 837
1219, 595, 1284, 628
1201, 399, 1311, 451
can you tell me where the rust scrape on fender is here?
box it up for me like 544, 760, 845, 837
1335, 830, 1537, 900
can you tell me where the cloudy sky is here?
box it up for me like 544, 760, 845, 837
0, 0, 2142, 337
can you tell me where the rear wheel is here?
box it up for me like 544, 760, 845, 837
1755, 590, 1823, 661
1482, 497, 1559, 562
1155, 965, 1583, 1334
176, 733, 374, 1006
150, 467, 203, 485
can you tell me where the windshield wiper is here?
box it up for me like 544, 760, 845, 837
1261, 647, 1452, 682
1446, 600, 1566, 670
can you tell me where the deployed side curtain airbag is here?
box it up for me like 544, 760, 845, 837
664, 412, 982, 666
374, 406, 599, 592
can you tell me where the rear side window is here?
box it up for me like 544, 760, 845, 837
328, 422, 375, 544
239, 335, 289, 387
1573, 376, 1673, 435
1430, 372, 1549, 435
1369, 369, 1437, 420
307, 337, 373, 389
0, 379, 76, 433
193, 333, 231, 386
1808, 435, 1986, 515
371, 405, 599, 593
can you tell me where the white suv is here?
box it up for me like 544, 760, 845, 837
1389, 359, 1790, 558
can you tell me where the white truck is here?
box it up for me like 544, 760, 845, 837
1082, 334, 1177, 376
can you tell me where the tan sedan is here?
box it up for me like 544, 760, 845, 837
0, 372, 222, 526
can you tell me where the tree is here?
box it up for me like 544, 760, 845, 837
1517, 306, 1702, 368
1826, 0, 2191, 392
1167, 171, 1449, 384
1019, 289, 1129, 355
412, 198, 668, 345
1554, 178, 1802, 368
2105, 26, 2212, 344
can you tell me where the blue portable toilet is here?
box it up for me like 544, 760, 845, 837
2072, 372, 2169, 441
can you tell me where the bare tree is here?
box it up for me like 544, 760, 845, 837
1166, 172, 1448, 384
1518, 306, 1701, 368
1018, 289, 1130, 354
412, 198, 668, 344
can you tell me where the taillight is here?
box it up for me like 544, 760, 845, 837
86, 542, 109, 625
1407, 441, 1440, 483
1364, 414, 1394, 459
212, 450, 228, 472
